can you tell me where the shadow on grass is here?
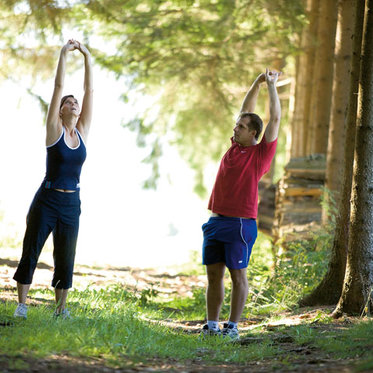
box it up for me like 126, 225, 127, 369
0, 258, 52, 270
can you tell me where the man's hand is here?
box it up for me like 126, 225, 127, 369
263, 68, 281, 142
255, 73, 266, 85
265, 68, 281, 86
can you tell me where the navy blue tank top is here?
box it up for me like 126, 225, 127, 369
43, 127, 87, 190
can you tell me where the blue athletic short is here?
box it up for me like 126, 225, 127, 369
202, 216, 257, 269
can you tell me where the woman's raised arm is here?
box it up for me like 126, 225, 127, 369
76, 42, 93, 141
46, 40, 76, 145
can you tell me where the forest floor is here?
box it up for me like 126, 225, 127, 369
0, 255, 364, 373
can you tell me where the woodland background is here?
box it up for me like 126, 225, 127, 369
1, 0, 373, 319
2, 1, 373, 372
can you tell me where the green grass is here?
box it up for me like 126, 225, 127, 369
315, 320, 373, 370
2, 289, 373, 371
1, 230, 373, 371
158, 230, 329, 320
0, 286, 278, 368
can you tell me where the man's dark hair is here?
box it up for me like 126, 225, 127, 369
60, 95, 75, 110
239, 112, 263, 140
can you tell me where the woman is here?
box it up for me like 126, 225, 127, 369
13, 39, 93, 319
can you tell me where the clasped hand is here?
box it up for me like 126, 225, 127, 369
62, 39, 90, 56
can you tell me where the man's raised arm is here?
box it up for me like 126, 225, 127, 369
264, 69, 281, 142
240, 73, 266, 114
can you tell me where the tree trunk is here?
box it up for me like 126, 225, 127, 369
308, 0, 338, 155
290, 0, 312, 158
303, 0, 320, 155
323, 0, 355, 216
299, 0, 364, 307
334, 0, 373, 317
290, 52, 304, 158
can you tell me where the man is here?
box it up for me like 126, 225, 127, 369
201, 69, 281, 339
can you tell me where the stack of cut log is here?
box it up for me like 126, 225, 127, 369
271, 155, 326, 248
258, 179, 276, 235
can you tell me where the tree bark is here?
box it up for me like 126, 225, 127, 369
323, 0, 355, 214
291, 52, 304, 158
303, 0, 320, 155
291, 0, 316, 158
300, 0, 364, 307
307, 0, 338, 155
334, 0, 373, 317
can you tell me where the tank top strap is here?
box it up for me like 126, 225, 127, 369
75, 128, 86, 147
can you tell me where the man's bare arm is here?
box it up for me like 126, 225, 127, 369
240, 73, 266, 114
264, 69, 281, 142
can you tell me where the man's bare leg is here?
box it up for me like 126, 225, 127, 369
228, 268, 248, 323
206, 262, 226, 321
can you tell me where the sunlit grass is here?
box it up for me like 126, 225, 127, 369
2, 226, 372, 371
160, 230, 329, 320
1, 286, 278, 367
2, 286, 373, 371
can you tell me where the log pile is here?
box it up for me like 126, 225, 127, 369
272, 155, 326, 247
258, 179, 276, 234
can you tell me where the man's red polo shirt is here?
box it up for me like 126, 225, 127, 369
208, 135, 277, 219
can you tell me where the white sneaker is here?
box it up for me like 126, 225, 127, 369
222, 323, 240, 340
53, 308, 71, 319
14, 303, 28, 319
201, 324, 222, 337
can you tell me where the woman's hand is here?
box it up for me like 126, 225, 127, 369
61, 39, 77, 53
61, 39, 90, 57
75, 40, 91, 57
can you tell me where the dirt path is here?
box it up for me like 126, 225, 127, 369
0, 256, 360, 372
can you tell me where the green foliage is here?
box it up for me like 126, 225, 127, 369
162, 286, 207, 319
0, 285, 277, 366
259, 237, 329, 312
2, 283, 373, 371
248, 230, 330, 314
256, 191, 338, 313
0, 205, 23, 249
0, 234, 22, 249
286, 324, 318, 344
0, 1, 74, 80
80, 0, 305, 192
159, 231, 273, 319
0, 0, 306, 194
320, 186, 339, 227
245, 227, 331, 315
158, 229, 330, 320
0, 226, 371, 371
